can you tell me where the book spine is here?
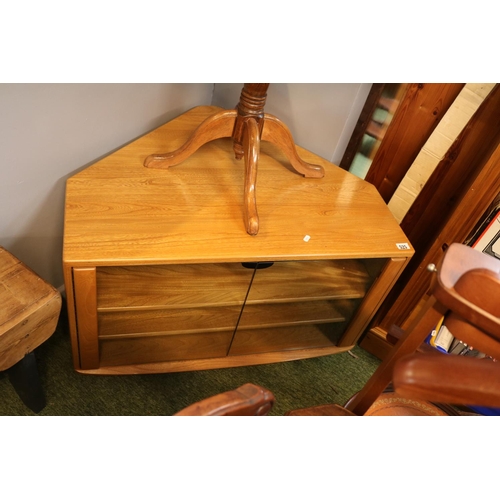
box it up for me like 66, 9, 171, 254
434, 324, 454, 353
428, 315, 445, 348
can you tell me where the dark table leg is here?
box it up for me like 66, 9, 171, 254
7, 351, 46, 414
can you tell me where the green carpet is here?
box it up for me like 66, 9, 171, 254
0, 307, 381, 416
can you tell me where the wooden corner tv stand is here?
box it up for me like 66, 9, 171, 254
63, 106, 414, 375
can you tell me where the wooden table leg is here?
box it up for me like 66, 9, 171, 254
144, 109, 237, 169
243, 118, 260, 235
261, 114, 324, 178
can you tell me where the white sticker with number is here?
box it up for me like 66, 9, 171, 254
396, 243, 410, 250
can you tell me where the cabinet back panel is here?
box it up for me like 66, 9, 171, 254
229, 323, 345, 356
99, 331, 233, 366
96, 263, 253, 309
247, 260, 372, 303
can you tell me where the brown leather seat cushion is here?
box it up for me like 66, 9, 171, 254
286, 403, 356, 416
364, 393, 448, 416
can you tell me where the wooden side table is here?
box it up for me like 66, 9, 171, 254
0, 247, 62, 413
63, 106, 414, 375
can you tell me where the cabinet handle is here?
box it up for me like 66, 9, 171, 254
241, 261, 274, 270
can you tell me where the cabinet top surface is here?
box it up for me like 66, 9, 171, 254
63, 106, 413, 266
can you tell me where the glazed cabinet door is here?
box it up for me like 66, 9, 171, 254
229, 260, 380, 356
71, 263, 255, 369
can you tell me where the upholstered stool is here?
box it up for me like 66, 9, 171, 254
0, 246, 62, 413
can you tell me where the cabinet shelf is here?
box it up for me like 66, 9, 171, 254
238, 300, 351, 330
98, 305, 242, 337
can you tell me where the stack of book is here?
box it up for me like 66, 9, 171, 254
425, 316, 499, 415
425, 316, 488, 359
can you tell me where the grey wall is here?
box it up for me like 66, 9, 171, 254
0, 83, 369, 290
0, 84, 214, 288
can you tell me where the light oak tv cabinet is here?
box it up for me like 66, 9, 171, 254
63, 106, 414, 375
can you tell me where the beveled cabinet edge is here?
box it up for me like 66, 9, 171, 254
72, 267, 100, 369
337, 257, 410, 347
